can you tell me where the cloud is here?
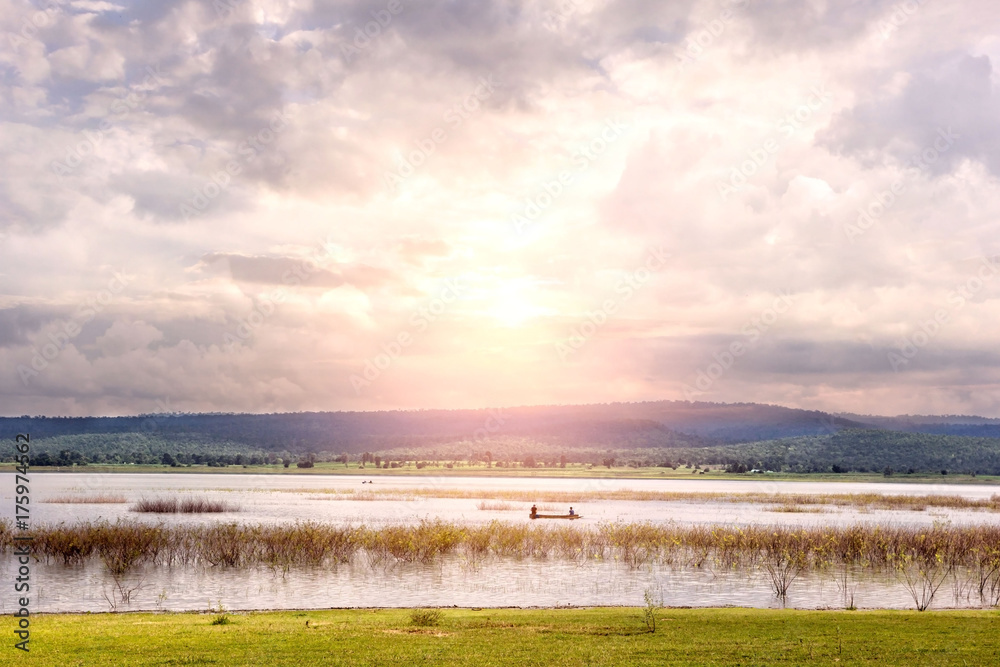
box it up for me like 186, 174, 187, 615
820, 53, 1000, 176
94, 319, 163, 356
395, 237, 452, 264
197, 253, 397, 289
0, 0, 999, 417
0, 304, 73, 347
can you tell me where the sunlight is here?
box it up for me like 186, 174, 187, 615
485, 283, 552, 327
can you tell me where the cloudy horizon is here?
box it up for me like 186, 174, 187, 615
2, 0, 999, 418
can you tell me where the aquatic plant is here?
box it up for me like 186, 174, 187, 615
45, 494, 128, 504
476, 501, 518, 511
131, 497, 237, 513
11, 519, 1000, 609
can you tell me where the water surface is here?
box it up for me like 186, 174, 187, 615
4, 473, 998, 613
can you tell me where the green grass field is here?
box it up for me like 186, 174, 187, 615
5, 462, 999, 485
21, 608, 1000, 666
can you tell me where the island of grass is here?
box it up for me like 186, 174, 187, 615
28, 607, 1000, 666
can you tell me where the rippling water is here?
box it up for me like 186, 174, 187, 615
3, 557, 992, 614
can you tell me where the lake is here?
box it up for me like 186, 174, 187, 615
3, 473, 998, 613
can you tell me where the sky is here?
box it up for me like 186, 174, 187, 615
1, 0, 999, 418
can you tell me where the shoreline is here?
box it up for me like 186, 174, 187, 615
6, 464, 999, 485
25, 604, 1000, 615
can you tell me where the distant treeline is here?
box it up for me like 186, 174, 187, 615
675, 429, 1000, 476
7, 429, 1000, 476
373, 429, 1000, 475
0, 408, 714, 453
2, 402, 1000, 474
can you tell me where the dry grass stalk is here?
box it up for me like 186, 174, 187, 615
44, 494, 128, 504
131, 497, 236, 513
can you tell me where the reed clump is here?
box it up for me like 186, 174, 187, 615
476, 501, 518, 511
768, 504, 826, 513
131, 497, 237, 513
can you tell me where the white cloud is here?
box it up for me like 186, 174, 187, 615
0, 0, 998, 416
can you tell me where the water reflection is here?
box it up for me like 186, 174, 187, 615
3, 556, 992, 614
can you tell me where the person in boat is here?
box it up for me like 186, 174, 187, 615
568, 507, 575, 516
530, 504, 538, 518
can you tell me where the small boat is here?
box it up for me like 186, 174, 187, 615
530, 514, 581, 520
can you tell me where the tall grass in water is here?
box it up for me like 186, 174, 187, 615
476, 501, 518, 511
45, 494, 128, 504
11, 519, 1000, 609
309, 490, 414, 502
131, 497, 237, 513
476, 501, 556, 511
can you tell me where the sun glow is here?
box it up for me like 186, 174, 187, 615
484, 283, 553, 327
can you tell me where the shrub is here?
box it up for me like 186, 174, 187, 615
209, 601, 231, 625
642, 589, 662, 633
410, 609, 443, 627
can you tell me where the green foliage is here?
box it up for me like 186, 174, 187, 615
209, 601, 230, 625
5, 409, 1000, 475
642, 589, 662, 633
409, 609, 443, 627
705, 430, 1000, 475
13, 432, 279, 466
30, 608, 1000, 666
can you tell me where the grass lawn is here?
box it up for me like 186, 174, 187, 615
6, 462, 999, 485
24, 607, 1000, 666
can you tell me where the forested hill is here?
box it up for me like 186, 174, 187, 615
2, 402, 999, 469
0, 401, 868, 451
839, 413, 1000, 439
689, 429, 1000, 476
